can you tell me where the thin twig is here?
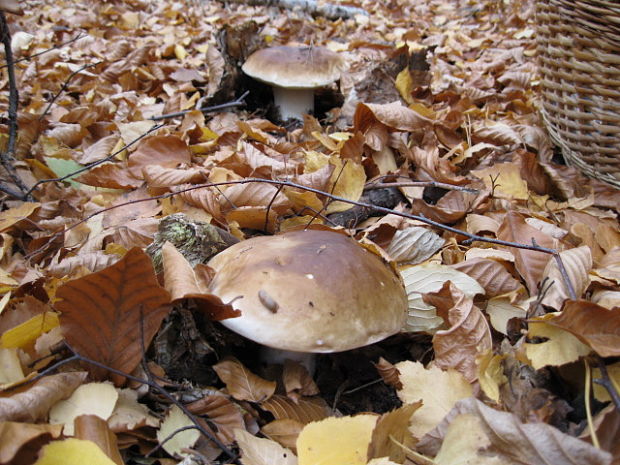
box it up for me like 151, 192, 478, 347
28, 178, 575, 292
264, 183, 284, 231
146, 425, 201, 457
0, 33, 85, 69
0, 11, 30, 198
149, 91, 250, 121
25, 123, 165, 197
39, 61, 101, 119
365, 181, 479, 194
593, 357, 620, 411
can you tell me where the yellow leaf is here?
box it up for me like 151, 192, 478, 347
235, 428, 298, 465
34, 439, 117, 465
477, 350, 507, 402
524, 314, 592, 369
395, 361, 472, 438
0, 202, 40, 232
471, 163, 529, 200
49, 383, 119, 436
395, 68, 414, 104
1, 312, 59, 349
297, 414, 378, 465
593, 362, 620, 402
175, 44, 187, 60
157, 405, 200, 457
326, 158, 366, 214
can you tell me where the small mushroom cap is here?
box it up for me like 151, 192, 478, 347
242, 45, 345, 89
207, 229, 407, 353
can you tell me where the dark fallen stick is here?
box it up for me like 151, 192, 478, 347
223, 0, 368, 19
327, 187, 406, 228
150, 91, 249, 121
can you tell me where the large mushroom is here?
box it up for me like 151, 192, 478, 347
242, 45, 345, 121
207, 229, 407, 370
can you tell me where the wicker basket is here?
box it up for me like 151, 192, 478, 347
536, 0, 620, 188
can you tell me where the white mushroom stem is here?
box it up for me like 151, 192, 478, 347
272, 86, 315, 120
260, 346, 316, 375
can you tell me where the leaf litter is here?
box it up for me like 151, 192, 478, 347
0, 0, 619, 464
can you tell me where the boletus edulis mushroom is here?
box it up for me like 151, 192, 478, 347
207, 229, 408, 371
242, 45, 345, 121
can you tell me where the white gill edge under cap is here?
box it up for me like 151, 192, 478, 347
242, 45, 345, 89
207, 229, 408, 353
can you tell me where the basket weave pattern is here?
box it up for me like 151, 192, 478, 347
536, 0, 620, 188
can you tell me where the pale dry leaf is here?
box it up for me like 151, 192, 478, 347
395, 361, 472, 439
0, 202, 40, 233
143, 164, 208, 187
477, 350, 507, 403
161, 242, 210, 301
47, 252, 120, 278
157, 405, 200, 458
296, 414, 378, 465
540, 246, 592, 310
108, 388, 160, 432
354, 102, 433, 132
283, 360, 319, 399
484, 297, 528, 335
386, 227, 445, 265
213, 357, 276, 403
0, 347, 23, 385
235, 428, 298, 465
0, 372, 88, 422
260, 395, 331, 424
399, 263, 484, 333
473, 122, 522, 146
221, 182, 292, 213
418, 397, 611, 465
525, 314, 592, 369
471, 163, 528, 200
78, 135, 120, 164
49, 382, 119, 436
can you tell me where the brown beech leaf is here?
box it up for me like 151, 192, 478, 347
418, 397, 611, 465
221, 183, 292, 213
0, 372, 87, 422
78, 135, 120, 164
0, 202, 40, 232
262, 419, 305, 452
426, 282, 492, 382
260, 395, 330, 424
213, 357, 276, 403
47, 252, 121, 278
546, 301, 620, 357
0, 422, 62, 464
161, 242, 210, 300
497, 211, 555, 295
175, 185, 224, 221
368, 402, 421, 463
540, 246, 592, 310
74, 414, 123, 465
187, 392, 245, 445
143, 164, 208, 188
374, 357, 402, 391
128, 135, 192, 178
452, 258, 522, 297
472, 122, 522, 146
282, 360, 319, 401
353, 101, 433, 132
56, 248, 171, 384
76, 162, 142, 189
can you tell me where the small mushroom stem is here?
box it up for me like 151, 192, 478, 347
260, 346, 316, 375
272, 87, 314, 120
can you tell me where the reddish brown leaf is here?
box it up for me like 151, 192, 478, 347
187, 392, 245, 445
128, 135, 192, 178
74, 414, 124, 465
452, 257, 522, 297
374, 357, 402, 391
76, 163, 142, 189
546, 301, 620, 357
56, 248, 171, 384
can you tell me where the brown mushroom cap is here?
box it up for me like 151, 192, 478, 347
207, 229, 407, 353
242, 45, 345, 89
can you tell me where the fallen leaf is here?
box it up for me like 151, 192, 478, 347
235, 428, 298, 465
540, 246, 592, 310
187, 392, 245, 444
386, 227, 445, 264
0, 372, 87, 422
56, 248, 171, 384
297, 414, 378, 465
34, 438, 118, 465
0, 202, 40, 232
395, 361, 472, 438
157, 405, 200, 457
49, 382, 118, 436
368, 402, 421, 462
545, 300, 620, 357
0, 421, 62, 464
260, 395, 331, 424
74, 415, 123, 465
214, 357, 276, 403
262, 419, 305, 452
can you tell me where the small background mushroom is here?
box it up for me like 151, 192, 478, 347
242, 45, 345, 121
